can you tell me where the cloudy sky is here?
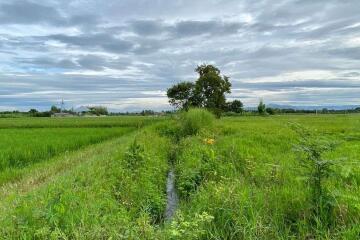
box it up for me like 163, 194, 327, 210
0, 0, 359, 111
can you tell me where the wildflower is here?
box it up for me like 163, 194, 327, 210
203, 138, 215, 145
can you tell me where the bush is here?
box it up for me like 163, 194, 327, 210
180, 108, 215, 136
291, 123, 337, 230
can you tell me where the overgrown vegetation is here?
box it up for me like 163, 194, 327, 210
0, 114, 359, 239
292, 123, 337, 232
180, 108, 215, 136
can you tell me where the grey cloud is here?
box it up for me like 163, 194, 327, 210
130, 20, 166, 36
18, 57, 78, 69
50, 33, 134, 53
172, 20, 242, 37
326, 47, 360, 60
126, 19, 243, 38
0, 0, 360, 110
76, 55, 131, 71
0, 0, 64, 25
0, 0, 101, 27
240, 80, 360, 90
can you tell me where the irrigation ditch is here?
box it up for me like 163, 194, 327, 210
164, 167, 178, 221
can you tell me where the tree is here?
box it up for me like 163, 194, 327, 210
28, 109, 38, 116
50, 105, 61, 113
258, 99, 266, 115
141, 110, 155, 116
167, 64, 233, 116
88, 106, 108, 116
194, 64, 231, 116
167, 82, 196, 110
227, 100, 244, 113
266, 107, 275, 115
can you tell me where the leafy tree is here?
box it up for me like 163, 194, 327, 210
141, 110, 155, 116
167, 82, 196, 110
258, 99, 266, 115
167, 64, 233, 116
227, 100, 243, 113
88, 106, 108, 116
194, 64, 231, 115
28, 109, 38, 116
50, 105, 61, 113
266, 107, 275, 115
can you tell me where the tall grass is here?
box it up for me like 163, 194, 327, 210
0, 116, 162, 129
169, 114, 360, 239
0, 114, 359, 239
180, 108, 215, 136
0, 124, 171, 239
0, 127, 134, 184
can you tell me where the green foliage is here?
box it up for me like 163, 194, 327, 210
28, 108, 38, 116
266, 107, 275, 115
0, 116, 160, 128
171, 115, 360, 239
0, 114, 359, 239
0, 125, 171, 238
292, 123, 337, 229
167, 81, 196, 110
88, 106, 108, 115
50, 105, 61, 113
226, 99, 244, 113
166, 64, 233, 116
180, 108, 215, 136
125, 140, 146, 169
258, 99, 266, 115
194, 64, 231, 115
165, 211, 214, 239
0, 127, 134, 184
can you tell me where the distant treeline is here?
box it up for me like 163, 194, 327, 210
228, 107, 360, 116
1, 107, 359, 118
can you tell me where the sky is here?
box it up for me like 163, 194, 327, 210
0, 0, 359, 111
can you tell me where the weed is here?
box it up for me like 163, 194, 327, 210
124, 139, 146, 169
291, 123, 337, 230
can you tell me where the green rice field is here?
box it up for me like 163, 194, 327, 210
0, 113, 359, 239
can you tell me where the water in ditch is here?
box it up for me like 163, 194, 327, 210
165, 168, 178, 221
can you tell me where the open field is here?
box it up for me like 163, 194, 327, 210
0, 116, 162, 185
0, 113, 359, 239
0, 116, 159, 128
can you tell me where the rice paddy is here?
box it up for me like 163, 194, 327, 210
0, 113, 359, 239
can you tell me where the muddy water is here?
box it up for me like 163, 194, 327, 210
165, 168, 178, 220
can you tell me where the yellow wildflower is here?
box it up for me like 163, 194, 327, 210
204, 138, 215, 145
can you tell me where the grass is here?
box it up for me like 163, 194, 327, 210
0, 113, 359, 239
0, 127, 134, 185
170, 113, 360, 239
0, 124, 171, 239
0, 115, 161, 129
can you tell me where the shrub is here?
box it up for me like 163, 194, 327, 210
180, 108, 215, 136
124, 140, 146, 169
291, 123, 337, 230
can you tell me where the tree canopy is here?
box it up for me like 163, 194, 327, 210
258, 99, 266, 115
166, 81, 196, 110
227, 100, 244, 113
167, 64, 232, 116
